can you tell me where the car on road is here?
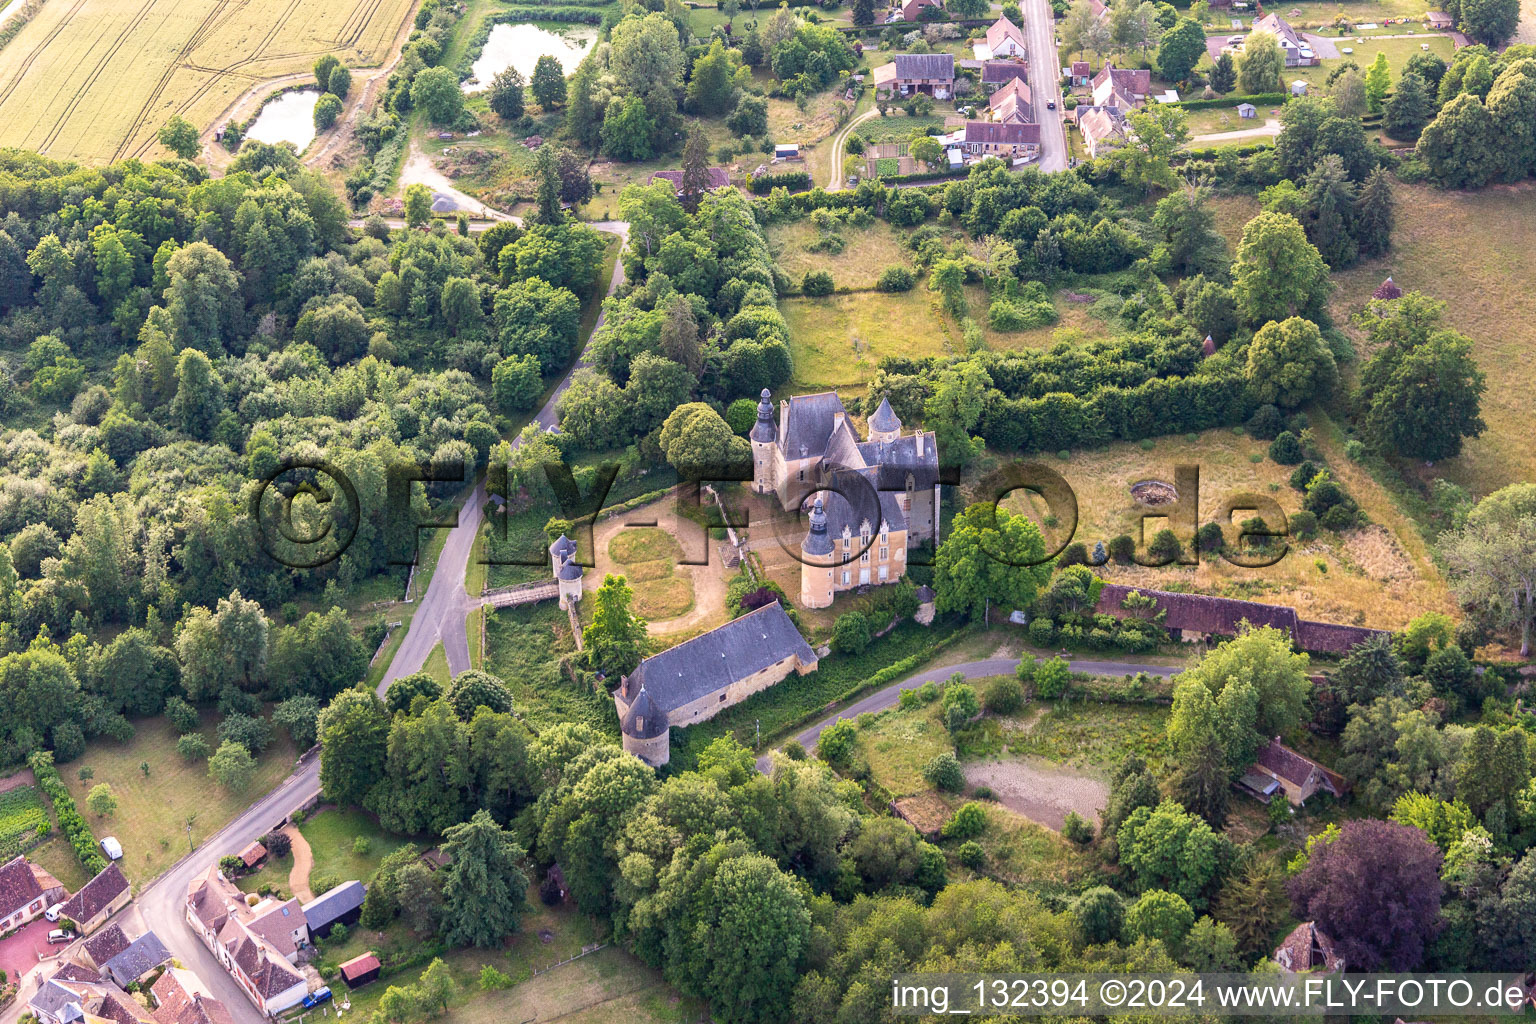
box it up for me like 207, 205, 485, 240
1047, 100, 1056, 109
101, 836, 123, 860
48, 928, 76, 944
45, 902, 66, 921
302, 988, 334, 1009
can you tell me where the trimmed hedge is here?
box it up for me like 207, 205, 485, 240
494, 6, 605, 21
29, 751, 108, 876
875, 167, 969, 185
1169, 92, 1289, 111
748, 170, 812, 194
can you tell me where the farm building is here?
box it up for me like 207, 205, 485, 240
774, 143, 801, 160
339, 953, 381, 989
890, 793, 951, 838
1239, 738, 1349, 807
301, 880, 365, 939
237, 842, 266, 869
1426, 10, 1454, 27
649, 167, 731, 197
1094, 584, 1388, 655
953, 120, 1041, 159
872, 54, 956, 98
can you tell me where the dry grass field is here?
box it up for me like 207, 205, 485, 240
0, 0, 416, 163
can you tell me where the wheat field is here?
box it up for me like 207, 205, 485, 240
0, 0, 416, 163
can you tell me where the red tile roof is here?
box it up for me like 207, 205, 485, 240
339, 954, 380, 982
62, 863, 128, 924
0, 854, 45, 918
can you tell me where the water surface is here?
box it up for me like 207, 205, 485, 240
462, 23, 596, 93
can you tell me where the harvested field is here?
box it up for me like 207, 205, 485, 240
963, 757, 1108, 830
0, 0, 416, 162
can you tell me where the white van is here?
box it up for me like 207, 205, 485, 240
100, 836, 124, 860
44, 902, 66, 922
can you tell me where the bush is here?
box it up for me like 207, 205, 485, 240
1195, 521, 1224, 552
165, 696, 200, 734
1320, 504, 1357, 532
1108, 534, 1136, 563
1246, 404, 1284, 441
1062, 811, 1095, 845
1034, 656, 1070, 699
983, 675, 1025, 715
941, 681, 980, 733
218, 713, 273, 755
1344, 438, 1366, 461
802, 270, 835, 296
832, 611, 873, 655
1058, 542, 1088, 567
263, 830, 292, 858
176, 733, 210, 761
1289, 460, 1320, 490
876, 265, 915, 292
1290, 509, 1318, 540
917, 680, 940, 703
923, 752, 965, 792
1268, 430, 1303, 464
353, 836, 372, 855
1148, 528, 1182, 563
942, 801, 987, 840
1028, 617, 1055, 648
957, 840, 985, 868
818, 718, 857, 765
479, 965, 513, 990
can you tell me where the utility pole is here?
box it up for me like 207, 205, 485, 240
184, 813, 197, 853
755, 719, 760, 749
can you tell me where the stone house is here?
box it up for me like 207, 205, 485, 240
981, 60, 1030, 93
59, 862, 130, 936
983, 15, 1027, 58
872, 53, 956, 98
1240, 737, 1348, 806
0, 854, 66, 932
185, 866, 311, 1015
988, 77, 1034, 123
1091, 63, 1151, 108
1094, 584, 1387, 655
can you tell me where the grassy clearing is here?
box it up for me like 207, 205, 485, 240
1003, 702, 1170, 770
235, 851, 295, 896
1328, 181, 1536, 498
299, 807, 413, 889
1285, 35, 1457, 91
968, 802, 1088, 891
484, 601, 616, 735
767, 220, 912, 291
855, 703, 954, 798
62, 711, 298, 887
990, 424, 1452, 630
783, 290, 957, 391
607, 527, 692, 620
0, 0, 415, 162
29, 835, 90, 892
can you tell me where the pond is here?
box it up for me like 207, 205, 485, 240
245, 89, 321, 151
461, 22, 597, 94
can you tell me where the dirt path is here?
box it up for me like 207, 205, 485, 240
963, 757, 1109, 831
0, 767, 35, 795
589, 496, 732, 638
827, 107, 878, 191
1189, 118, 1281, 144
283, 825, 314, 903
396, 138, 517, 220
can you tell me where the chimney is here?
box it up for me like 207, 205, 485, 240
833, 411, 845, 432
916, 431, 924, 457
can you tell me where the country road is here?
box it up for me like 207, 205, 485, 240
1021, 0, 1069, 173
754, 654, 1181, 772
120, 215, 630, 1024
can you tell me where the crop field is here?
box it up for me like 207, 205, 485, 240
0, 0, 416, 163
0, 785, 48, 859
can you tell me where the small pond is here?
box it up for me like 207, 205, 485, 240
461, 22, 597, 94
245, 89, 321, 151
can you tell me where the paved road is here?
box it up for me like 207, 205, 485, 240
754, 653, 1181, 772
119, 215, 630, 1024
1021, 0, 1069, 173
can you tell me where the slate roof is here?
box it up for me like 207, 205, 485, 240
620, 685, 665, 740
0, 854, 45, 918
982, 61, 1030, 85
856, 431, 940, 492
750, 389, 777, 443
301, 881, 365, 931
549, 534, 576, 562
62, 863, 128, 924
618, 602, 815, 717
892, 53, 955, 81
101, 932, 173, 987
962, 120, 1041, 145
557, 556, 584, 581
81, 923, 132, 967
803, 498, 834, 557
33, 979, 87, 1023
778, 392, 850, 459
813, 470, 908, 541
868, 396, 901, 433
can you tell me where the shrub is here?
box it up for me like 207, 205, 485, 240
1320, 504, 1357, 532
27, 752, 106, 876
942, 801, 987, 840
1148, 528, 1182, 563
957, 840, 985, 868
832, 611, 873, 655
220, 854, 244, 874
218, 713, 273, 755
1028, 617, 1055, 648
263, 830, 292, 858
972, 785, 994, 800
917, 680, 940, 703
983, 675, 1025, 715
1289, 460, 1319, 490
1290, 509, 1319, 540
176, 733, 210, 761
1034, 656, 1070, 698
1246, 404, 1284, 440
941, 681, 980, 733
1058, 542, 1088, 567
802, 270, 835, 296
479, 966, 513, 990
1109, 534, 1136, 563
1195, 522, 1225, 552
1268, 430, 1302, 464
818, 718, 857, 765
782, 740, 807, 760
1344, 438, 1366, 461
165, 697, 200, 734
353, 836, 372, 855
923, 752, 965, 792
1062, 811, 1095, 845
876, 265, 915, 291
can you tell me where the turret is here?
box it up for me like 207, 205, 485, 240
750, 388, 778, 494
556, 554, 584, 609
867, 396, 902, 444
800, 496, 835, 609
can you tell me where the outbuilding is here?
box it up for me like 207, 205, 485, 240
1237, 102, 1257, 118
338, 953, 381, 989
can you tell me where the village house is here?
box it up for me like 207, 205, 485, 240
613, 601, 819, 766
953, 119, 1041, 160
1077, 105, 1129, 159
30, 925, 198, 1024
897, 0, 942, 20
1069, 60, 1092, 86
58, 862, 131, 936
978, 14, 1027, 59
0, 854, 66, 932
1091, 63, 1151, 108
185, 865, 312, 1015
989, 76, 1034, 123
648, 167, 732, 198
751, 391, 940, 606
1094, 584, 1387, 655
1273, 921, 1346, 973
981, 60, 1030, 93
872, 53, 956, 98
152, 968, 239, 1024
1253, 13, 1318, 65
1240, 737, 1349, 806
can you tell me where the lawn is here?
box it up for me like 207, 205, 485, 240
1284, 35, 1456, 91
235, 850, 295, 896
62, 711, 299, 887
484, 601, 616, 735
608, 527, 692, 619
424, 643, 451, 688
298, 807, 413, 891
0, 0, 416, 162
855, 703, 955, 798
1004, 702, 1170, 770
968, 802, 1088, 892
989, 423, 1453, 631
783, 290, 957, 391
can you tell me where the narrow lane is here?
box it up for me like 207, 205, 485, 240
1021, 0, 1069, 172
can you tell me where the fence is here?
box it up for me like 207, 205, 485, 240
530, 942, 608, 977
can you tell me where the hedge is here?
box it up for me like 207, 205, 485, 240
748, 170, 813, 194
492, 7, 604, 23
28, 751, 109, 876
1169, 92, 1289, 111
874, 167, 969, 185
1174, 142, 1274, 162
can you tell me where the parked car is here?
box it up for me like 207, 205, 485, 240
100, 836, 123, 860
44, 902, 66, 922
48, 929, 75, 944
302, 988, 334, 1009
